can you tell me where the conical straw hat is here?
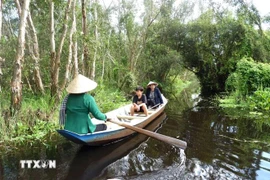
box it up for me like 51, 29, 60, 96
66, 74, 97, 94
147, 81, 158, 86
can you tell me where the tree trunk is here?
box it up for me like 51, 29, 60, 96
15, 0, 44, 94
50, 0, 72, 99
128, 32, 139, 72
73, 40, 78, 76
102, 30, 112, 80
50, 0, 56, 97
101, 56, 105, 80
0, 0, 2, 39
61, 21, 73, 91
27, 10, 44, 94
14, 0, 21, 18
0, 0, 2, 92
0, 58, 3, 76
0, 57, 4, 92
81, 0, 87, 75
61, 0, 77, 91
91, 0, 98, 80
72, 0, 78, 77
11, 0, 30, 113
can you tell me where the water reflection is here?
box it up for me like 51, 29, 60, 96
179, 100, 270, 180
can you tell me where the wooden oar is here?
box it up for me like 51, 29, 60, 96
148, 103, 160, 110
107, 118, 187, 150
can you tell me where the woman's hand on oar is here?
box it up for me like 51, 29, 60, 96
107, 118, 187, 150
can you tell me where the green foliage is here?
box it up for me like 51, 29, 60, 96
163, 76, 189, 97
162, 70, 199, 98
226, 58, 270, 96
93, 84, 129, 113
219, 89, 270, 117
118, 72, 137, 93
246, 89, 270, 111
219, 58, 270, 116
7, 120, 56, 143
139, 43, 182, 83
162, 11, 240, 94
218, 92, 247, 108
0, 92, 58, 146
160, 3, 270, 96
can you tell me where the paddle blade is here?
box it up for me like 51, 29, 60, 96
108, 119, 187, 150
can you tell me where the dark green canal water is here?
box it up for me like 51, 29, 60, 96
1, 91, 270, 179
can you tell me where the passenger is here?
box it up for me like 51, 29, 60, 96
60, 74, 107, 134
130, 86, 148, 116
146, 81, 163, 108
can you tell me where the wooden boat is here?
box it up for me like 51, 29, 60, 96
57, 94, 168, 146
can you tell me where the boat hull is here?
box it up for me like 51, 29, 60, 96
57, 96, 167, 146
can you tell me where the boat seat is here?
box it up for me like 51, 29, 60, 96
128, 111, 154, 115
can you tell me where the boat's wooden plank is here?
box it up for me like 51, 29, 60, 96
137, 111, 154, 114
116, 115, 145, 119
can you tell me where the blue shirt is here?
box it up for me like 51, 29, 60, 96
146, 87, 163, 105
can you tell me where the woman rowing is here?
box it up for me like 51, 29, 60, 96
60, 74, 108, 134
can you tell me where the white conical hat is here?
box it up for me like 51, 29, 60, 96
147, 81, 158, 86
66, 74, 97, 94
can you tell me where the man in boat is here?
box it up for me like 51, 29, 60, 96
60, 74, 108, 134
130, 86, 148, 116
146, 81, 163, 108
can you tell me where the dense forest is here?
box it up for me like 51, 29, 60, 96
0, 0, 270, 146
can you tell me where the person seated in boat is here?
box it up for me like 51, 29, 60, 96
130, 86, 148, 116
146, 81, 163, 108
60, 74, 108, 134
